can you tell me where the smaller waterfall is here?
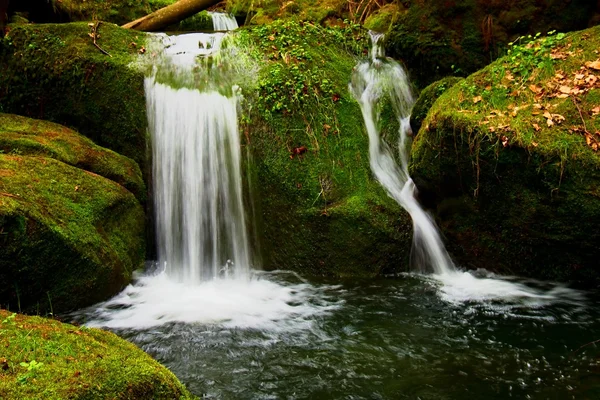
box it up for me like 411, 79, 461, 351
350, 32, 455, 276
351, 33, 569, 304
209, 12, 239, 31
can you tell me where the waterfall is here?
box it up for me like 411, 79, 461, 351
209, 12, 239, 31
350, 32, 455, 276
146, 26, 250, 282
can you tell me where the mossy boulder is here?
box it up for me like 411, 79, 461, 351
0, 115, 145, 313
238, 21, 412, 277
386, 0, 600, 88
410, 76, 463, 136
0, 310, 195, 399
410, 26, 600, 285
0, 113, 145, 202
0, 22, 149, 171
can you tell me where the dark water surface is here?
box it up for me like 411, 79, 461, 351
81, 274, 600, 399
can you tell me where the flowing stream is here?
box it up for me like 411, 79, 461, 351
349, 32, 569, 303
74, 22, 600, 400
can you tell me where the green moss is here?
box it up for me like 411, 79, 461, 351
0, 153, 145, 313
0, 23, 149, 172
0, 113, 145, 202
363, 3, 401, 33
238, 21, 411, 277
410, 26, 600, 285
0, 310, 196, 399
50, 0, 151, 25
411, 76, 463, 135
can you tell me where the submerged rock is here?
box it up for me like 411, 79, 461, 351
410, 26, 600, 285
0, 114, 145, 313
0, 309, 195, 399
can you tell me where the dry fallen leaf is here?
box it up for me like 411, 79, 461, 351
533, 123, 541, 131
559, 85, 572, 94
473, 96, 483, 104
585, 60, 600, 70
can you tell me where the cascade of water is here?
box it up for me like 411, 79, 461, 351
350, 32, 455, 276
146, 25, 251, 282
209, 12, 239, 31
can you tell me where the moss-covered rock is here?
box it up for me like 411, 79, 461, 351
410, 26, 600, 285
9, 0, 150, 25
0, 310, 195, 399
0, 22, 149, 171
0, 115, 146, 312
410, 76, 463, 136
0, 113, 145, 202
228, 0, 350, 26
386, 0, 600, 88
238, 21, 412, 277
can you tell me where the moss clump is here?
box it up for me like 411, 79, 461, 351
0, 113, 145, 202
363, 3, 402, 33
237, 20, 411, 277
410, 26, 600, 285
0, 310, 195, 399
0, 149, 145, 312
0, 22, 149, 171
410, 76, 463, 135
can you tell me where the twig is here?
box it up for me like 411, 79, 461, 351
0, 192, 20, 199
88, 21, 112, 57
572, 97, 588, 133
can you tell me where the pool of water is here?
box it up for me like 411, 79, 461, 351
76, 271, 600, 399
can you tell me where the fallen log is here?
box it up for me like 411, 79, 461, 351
122, 0, 221, 31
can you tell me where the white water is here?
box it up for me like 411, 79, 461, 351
83, 23, 340, 330
147, 83, 250, 282
350, 32, 454, 276
209, 12, 239, 31
350, 32, 580, 305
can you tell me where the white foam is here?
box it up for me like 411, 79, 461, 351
84, 271, 342, 331
431, 270, 585, 307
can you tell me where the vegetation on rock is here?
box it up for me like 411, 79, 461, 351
0, 310, 195, 399
0, 115, 145, 313
410, 76, 463, 136
237, 20, 412, 277
410, 26, 600, 284
0, 22, 149, 171
0, 113, 145, 202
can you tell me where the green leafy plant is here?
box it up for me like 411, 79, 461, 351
506, 30, 566, 82
17, 360, 44, 384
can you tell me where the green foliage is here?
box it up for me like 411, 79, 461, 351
0, 310, 196, 399
506, 31, 566, 82
239, 20, 367, 116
